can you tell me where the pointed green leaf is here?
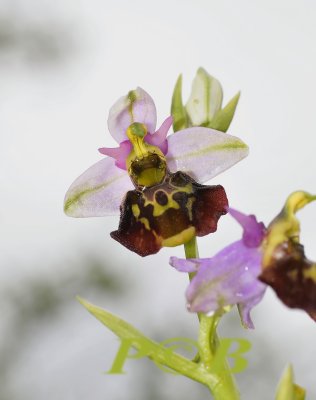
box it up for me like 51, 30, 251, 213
171, 74, 190, 132
207, 92, 240, 132
78, 296, 153, 343
185, 67, 223, 126
77, 297, 217, 386
275, 365, 306, 400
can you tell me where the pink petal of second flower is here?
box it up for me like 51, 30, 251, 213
183, 241, 266, 328
228, 208, 266, 248
169, 256, 199, 273
99, 140, 132, 170
146, 116, 173, 155
237, 290, 266, 329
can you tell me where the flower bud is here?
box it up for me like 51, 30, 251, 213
171, 68, 240, 133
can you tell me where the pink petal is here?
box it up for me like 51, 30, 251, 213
166, 127, 248, 183
145, 116, 173, 155
237, 291, 265, 329
107, 87, 157, 143
170, 240, 267, 329
169, 256, 199, 273
98, 140, 132, 170
228, 208, 266, 248
64, 157, 133, 217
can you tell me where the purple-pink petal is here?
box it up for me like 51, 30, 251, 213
237, 289, 266, 329
170, 240, 266, 328
228, 208, 266, 247
107, 87, 157, 144
99, 140, 132, 170
169, 256, 199, 273
146, 116, 173, 155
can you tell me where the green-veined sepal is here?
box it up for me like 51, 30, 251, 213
166, 127, 248, 183
64, 157, 133, 217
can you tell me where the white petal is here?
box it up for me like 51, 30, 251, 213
64, 157, 133, 217
166, 127, 248, 183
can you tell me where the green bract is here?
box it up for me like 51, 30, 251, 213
275, 365, 306, 400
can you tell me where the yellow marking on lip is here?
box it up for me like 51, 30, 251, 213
303, 265, 316, 281
144, 194, 180, 217
132, 204, 140, 218
186, 196, 195, 221
139, 217, 151, 230
162, 226, 195, 247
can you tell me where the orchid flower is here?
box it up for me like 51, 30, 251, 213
64, 87, 248, 256
170, 191, 316, 328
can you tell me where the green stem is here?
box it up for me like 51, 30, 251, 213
184, 236, 199, 258
198, 313, 219, 364
184, 237, 240, 400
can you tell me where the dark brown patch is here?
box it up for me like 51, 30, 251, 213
155, 190, 168, 206
192, 184, 228, 236
259, 241, 316, 318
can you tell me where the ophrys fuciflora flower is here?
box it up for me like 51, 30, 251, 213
64, 87, 248, 256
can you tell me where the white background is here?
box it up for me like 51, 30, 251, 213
1, 0, 316, 399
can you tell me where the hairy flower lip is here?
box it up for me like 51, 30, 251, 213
111, 171, 228, 257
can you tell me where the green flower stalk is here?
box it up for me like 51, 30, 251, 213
176, 70, 242, 399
